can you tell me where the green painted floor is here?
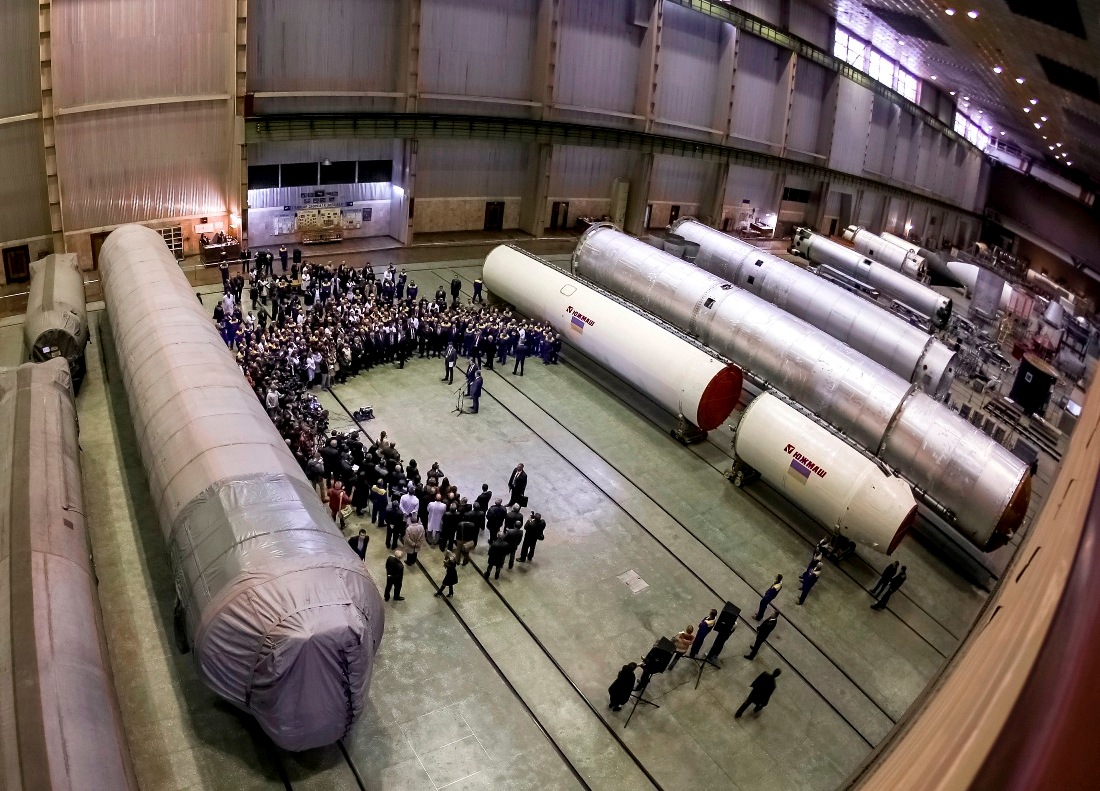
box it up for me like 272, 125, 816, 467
5, 251, 1026, 790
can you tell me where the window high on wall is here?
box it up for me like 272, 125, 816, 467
954, 111, 990, 151
834, 27, 919, 103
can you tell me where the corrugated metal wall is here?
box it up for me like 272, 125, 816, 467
787, 60, 830, 157
650, 156, 711, 203
654, 3, 725, 131
555, 0, 644, 116
419, 0, 537, 102
0, 0, 50, 244
53, 0, 228, 107
725, 164, 778, 208
857, 190, 885, 229
0, 122, 52, 243
730, 0, 780, 26
729, 34, 786, 146
415, 139, 529, 198
55, 102, 231, 229
0, 1, 41, 118
864, 94, 895, 177
549, 146, 636, 198
248, 0, 400, 96
788, 0, 833, 49
892, 112, 920, 185
828, 79, 873, 175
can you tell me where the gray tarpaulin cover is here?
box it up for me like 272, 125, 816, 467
24, 254, 88, 383
0, 359, 138, 790
99, 224, 384, 751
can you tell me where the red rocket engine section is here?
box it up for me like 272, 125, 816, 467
483, 245, 742, 433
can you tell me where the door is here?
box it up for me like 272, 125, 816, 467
722, 217, 731, 232
828, 217, 839, 236
550, 201, 561, 231
484, 201, 505, 232
2, 245, 31, 283
644, 204, 653, 229
558, 201, 569, 231
90, 231, 111, 271
669, 205, 681, 224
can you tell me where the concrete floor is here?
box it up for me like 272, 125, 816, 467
2, 250, 1046, 790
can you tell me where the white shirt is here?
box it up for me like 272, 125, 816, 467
400, 492, 419, 519
426, 500, 447, 534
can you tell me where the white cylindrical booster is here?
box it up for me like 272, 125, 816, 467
483, 245, 743, 431
735, 394, 917, 554
946, 261, 1014, 311
791, 228, 952, 326
844, 226, 926, 280
879, 231, 954, 283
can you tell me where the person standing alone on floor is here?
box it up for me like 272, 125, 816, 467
870, 561, 899, 598
348, 529, 369, 561
735, 668, 781, 718
435, 551, 459, 598
607, 663, 638, 711
385, 550, 405, 601
753, 575, 783, 620
507, 463, 527, 506
871, 566, 907, 610
518, 512, 545, 562
744, 614, 778, 660
798, 563, 822, 605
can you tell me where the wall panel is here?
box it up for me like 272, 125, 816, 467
248, 0, 401, 94
654, 3, 726, 131
725, 164, 779, 209
549, 146, 636, 199
53, 0, 228, 107
420, 0, 537, 102
788, 0, 833, 49
730, 0, 780, 25
55, 102, 231, 230
892, 112, 920, 185
0, 1, 41, 118
248, 140, 395, 167
828, 78, 873, 175
787, 60, 830, 157
556, 0, 644, 116
864, 95, 895, 177
415, 139, 529, 199
0, 121, 51, 244
729, 34, 786, 147
650, 156, 711, 203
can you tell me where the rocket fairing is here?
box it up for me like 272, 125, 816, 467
482, 245, 742, 431
24, 254, 89, 391
842, 225, 927, 280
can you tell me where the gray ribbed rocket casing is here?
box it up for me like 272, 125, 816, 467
573, 224, 1029, 549
671, 218, 957, 397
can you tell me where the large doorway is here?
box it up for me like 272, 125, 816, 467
550, 201, 570, 232
90, 231, 111, 271
484, 201, 505, 232
669, 204, 681, 224
2, 245, 31, 283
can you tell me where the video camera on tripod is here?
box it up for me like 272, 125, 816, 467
352, 405, 374, 422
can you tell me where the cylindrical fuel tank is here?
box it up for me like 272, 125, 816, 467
880, 232, 954, 283
735, 394, 917, 554
99, 225, 384, 751
792, 228, 952, 326
663, 235, 686, 259
23, 254, 88, 391
0, 359, 138, 791
671, 218, 957, 397
843, 226, 926, 280
483, 245, 742, 431
574, 224, 1030, 550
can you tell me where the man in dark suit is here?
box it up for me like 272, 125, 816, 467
475, 483, 493, 512
384, 549, 405, 601
735, 668, 781, 717
518, 512, 545, 562
744, 614, 778, 660
512, 340, 528, 376
348, 529, 369, 560
871, 566, 907, 610
485, 535, 509, 580
507, 463, 527, 506
485, 498, 507, 541
503, 517, 524, 570
467, 371, 483, 414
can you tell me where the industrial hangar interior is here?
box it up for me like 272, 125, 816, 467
2, 1, 1099, 789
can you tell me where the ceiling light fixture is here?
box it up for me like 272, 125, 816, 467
1023, 107, 1031, 113
949, 90, 957, 96
945, 8, 956, 15
1030, 99, 1038, 105
1043, 135, 1048, 139
1000, 131, 1006, 136
967, 10, 979, 18
1056, 143, 1062, 147
963, 96, 970, 101
993, 66, 1003, 74
1067, 161, 1072, 165
1016, 77, 1025, 84
1041, 116, 1048, 121
931, 75, 938, 80
1050, 145, 1056, 150
1034, 122, 1042, 128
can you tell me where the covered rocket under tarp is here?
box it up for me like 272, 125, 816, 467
98, 224, 384, 751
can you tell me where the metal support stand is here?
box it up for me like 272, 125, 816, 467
670, 414, 707, 445
452, 387, 465, 417
690, 655, 721, 690
622, 678, 660, 729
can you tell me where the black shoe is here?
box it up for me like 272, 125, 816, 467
517, 558, 526, 563
394, 596, 405, 601
743, 655, 753, 659
447, 592, 453, 597
384, 596, 390, 601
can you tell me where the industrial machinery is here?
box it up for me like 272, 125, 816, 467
791, 228, 952, 327
733, 393, 917, 554
99, 224, 384, 752
23, 253, 89, 392
482, 245, 743, 439
573, 224, 1030, 551
671, 218, 957, 397
843, 226, 926, 280
0, 359, 137, 791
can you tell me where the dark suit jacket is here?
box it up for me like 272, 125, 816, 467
749, 673, 777, 704
508, 469, 528, 495
348, 535, 369, 559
